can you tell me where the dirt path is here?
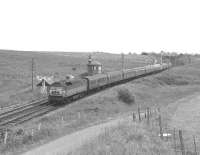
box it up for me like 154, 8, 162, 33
165, 92, 200, 135
22, 115, 131, 155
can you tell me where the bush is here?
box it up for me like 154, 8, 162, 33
117, 88, 135, 105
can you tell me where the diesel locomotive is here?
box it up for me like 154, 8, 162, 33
48, 63, 171, 103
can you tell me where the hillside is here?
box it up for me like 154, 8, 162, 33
0, 55, 199, 154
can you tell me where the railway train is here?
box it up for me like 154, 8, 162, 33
48, 63, 171, 103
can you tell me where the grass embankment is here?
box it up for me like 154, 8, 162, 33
1, 60, 200, 154
69, 119, 173, 155
0, 50, 152, 107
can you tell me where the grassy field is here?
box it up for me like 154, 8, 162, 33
0, 56, 199, 154
0, 50, 153, 107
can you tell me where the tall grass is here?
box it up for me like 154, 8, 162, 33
69, 120, 172, 155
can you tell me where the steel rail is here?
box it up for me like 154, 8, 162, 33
0, 98, 48, 115
0, 99, 50, 128
0, 106, 56, 127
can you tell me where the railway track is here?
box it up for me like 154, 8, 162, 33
0, 98, 57, 128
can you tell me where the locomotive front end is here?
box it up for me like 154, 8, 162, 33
48, 82, 66, 104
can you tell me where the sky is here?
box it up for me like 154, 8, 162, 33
0, 0, 200, 54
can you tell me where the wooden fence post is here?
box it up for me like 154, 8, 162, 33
78, 112, 81, 119
4, 129, 8, 144
138, 107, 141, 122
31, 129, 34, 141
149, 108, 151, 116
173, 128, 177, 155
179, 130, 185, 155
132, 112, 136, 121
193, 135, 197, 155
158, 115, 163, 139
147, 107, 150, 125
165, 125, 167, 141
38, 123, 41, 131
157, 107, 160, 114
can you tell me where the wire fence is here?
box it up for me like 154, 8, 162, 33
133, 107, 199, 155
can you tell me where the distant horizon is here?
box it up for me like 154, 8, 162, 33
0, 48, 198, 55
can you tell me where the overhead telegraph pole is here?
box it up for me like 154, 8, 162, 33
31, 58, 35, 91
160, 51, 164, 64
121, 53, 124, 70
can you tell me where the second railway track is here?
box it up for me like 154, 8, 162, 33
0, 98, 57, 128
